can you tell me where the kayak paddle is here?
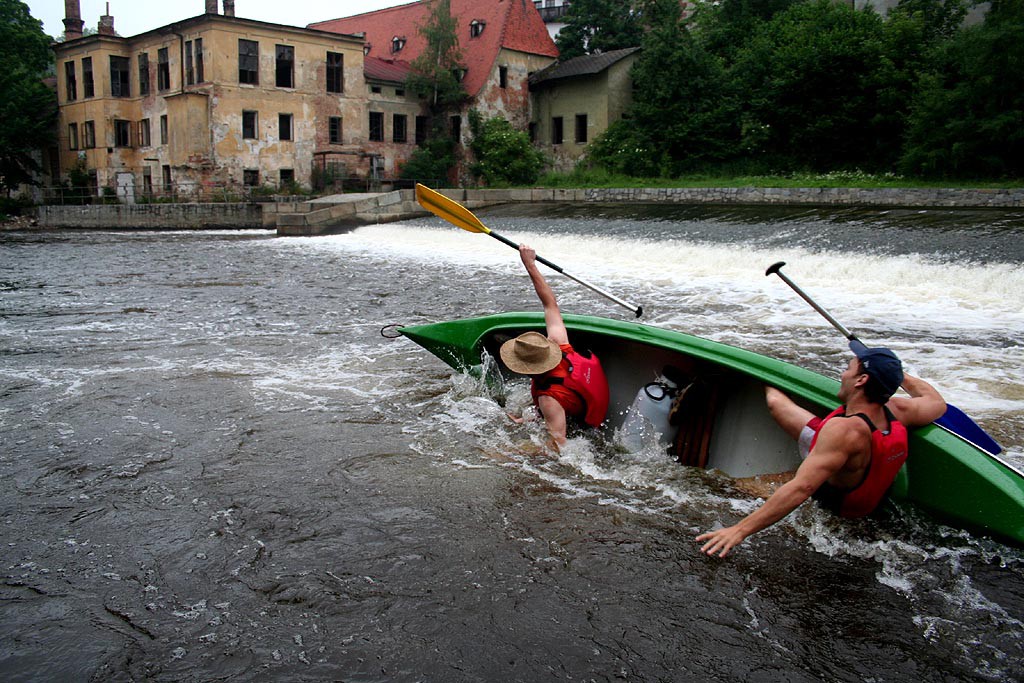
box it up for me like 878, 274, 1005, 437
766, 260, 1003, 456
415, 184, 643, 318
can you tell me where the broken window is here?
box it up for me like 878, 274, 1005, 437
157, 48, 170, 91
575, 114, 588, 144
239, 39, 259, 85
82, 57, 94, 98
393, 114, 407, 143
110, 56, 130, 97
369, 112, 384, 142
326, 52, 344, 93
138, 53, 150, 95
276, 45, 294, 88
242, 111, 258, 139
552, 116, 563, 145
329, 116, 342, 144
64, 62, 77, 101
114, 119, 132, 147
279, 113, 293, 141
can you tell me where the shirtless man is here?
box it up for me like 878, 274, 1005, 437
500, 245, 609, 448
697, 343, 946, 557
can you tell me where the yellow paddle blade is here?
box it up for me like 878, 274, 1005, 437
415, 184, 491, 235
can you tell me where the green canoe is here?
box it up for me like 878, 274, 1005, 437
399, 312, 1024, 547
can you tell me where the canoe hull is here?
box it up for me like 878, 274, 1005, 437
400, 312, 1024, 546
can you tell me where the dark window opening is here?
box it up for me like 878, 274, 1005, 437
68, 123, 78, 150
279, 113, 293, 141
369, 112, 384, 142
575, 114, 588, 144
326, 52, 344, 93
552, 116, 563, 145
242, 111, 258, 139
391, 36, 406, 53
393, 114, 407, 143
280, 169, 295, 186
64, 62, 77, 101
470, 20, 485, 38
243, 169, 259, 187
138, 53, 150, 95
239, 39, 259, 85
110, 56, 130, 97
195, 39, 204, 82
82, 57, 94, 98
329, 116, 342, 144
114, 119, 132, 147
157, 47, 170, 91
185, 41, 194, 85
83, 121, 95, 148
499, 65, 508, 89
160, 115, 168, 145
276, 45, 294, 88
415, 116, 428, 145
450, 115, 461, 142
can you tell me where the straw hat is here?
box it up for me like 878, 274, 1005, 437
499, 332, 562, 375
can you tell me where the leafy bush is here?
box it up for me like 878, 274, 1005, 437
467, 112, 545, 186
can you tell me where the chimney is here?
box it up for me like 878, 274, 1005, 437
223, 0, 235, 17
98, 3, 115, 36
205, 0, 218, 14
63, 0, 84, 40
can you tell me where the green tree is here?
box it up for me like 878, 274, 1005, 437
405, 0, 467, 113
467, 111, 545, 186
732, 0, 904, 171
402, 0, 467, 184
589, 0, 740, 176
555, 0, 645, 61
900, 0, 1024, 177
0, 0, 57, 194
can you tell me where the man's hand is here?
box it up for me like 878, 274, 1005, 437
696, 526, 749, 558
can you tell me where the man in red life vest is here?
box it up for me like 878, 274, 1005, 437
500, 245, 610, 448
697, 342, 946, 558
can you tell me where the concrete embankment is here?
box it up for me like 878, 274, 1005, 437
25, 186, 1024, 234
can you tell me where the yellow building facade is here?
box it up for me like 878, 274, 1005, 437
54, 13, 369, 199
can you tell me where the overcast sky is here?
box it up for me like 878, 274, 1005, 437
25, 1, 413, 38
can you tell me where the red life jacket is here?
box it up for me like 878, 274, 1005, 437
531, 348, 610, 428
809, 406, 909, 518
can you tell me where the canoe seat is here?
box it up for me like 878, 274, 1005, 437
668, 376, 721, 468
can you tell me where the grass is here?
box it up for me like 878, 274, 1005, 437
532, 168, 1024, 190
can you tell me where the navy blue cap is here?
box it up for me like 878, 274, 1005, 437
849, 340, 904, 399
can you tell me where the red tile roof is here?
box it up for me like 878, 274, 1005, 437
365, 56, 413, 83
309, 0, 558, 98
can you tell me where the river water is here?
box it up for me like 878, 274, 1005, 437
2, 203, 1023, 682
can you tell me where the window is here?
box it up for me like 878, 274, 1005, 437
391, 36, 406, 53
64, 62, 77, 101
83, 120, 95, 148
185, 41, 194, 85
239, 39, 259, 85
138, 53, 150, 95
329, 116, 342, 144
162, 165, 171, 192
470, 20, 485, 38
575, 114, 588, 144
395, 88, 405, 97
370, 85, 382, 94
499, 65, 508, 89
160, 115, 168, 145
279, 113, 293, 141
82, 57, 94, 98
110, 56, 130, 97
279, 169, 295, 186
138, 119, 151, 147
157, 47, 170, 91
242, 111, 258, 139
114, 119, 132, 147
450, 114, 461, 142
275, 45, 294, 88
393, 114, 407, 143
326, 52, 344, 93
551, 116, 563, 145
68, 122, 78, 150
415, 116, 428, 145
369, 112, 384, 142
243, 169, 259, 187
143, 167, 152, 197
194, 39, 204, 82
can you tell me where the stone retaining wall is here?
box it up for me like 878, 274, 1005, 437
35, 203, 263, 229
30, 186, 1024, 231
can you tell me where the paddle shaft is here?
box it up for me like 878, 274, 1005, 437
487, 229, 643, 318
765, 262, 856, 341
765, 261, 1003, 456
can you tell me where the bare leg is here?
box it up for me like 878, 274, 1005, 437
765, 385, 815, 441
